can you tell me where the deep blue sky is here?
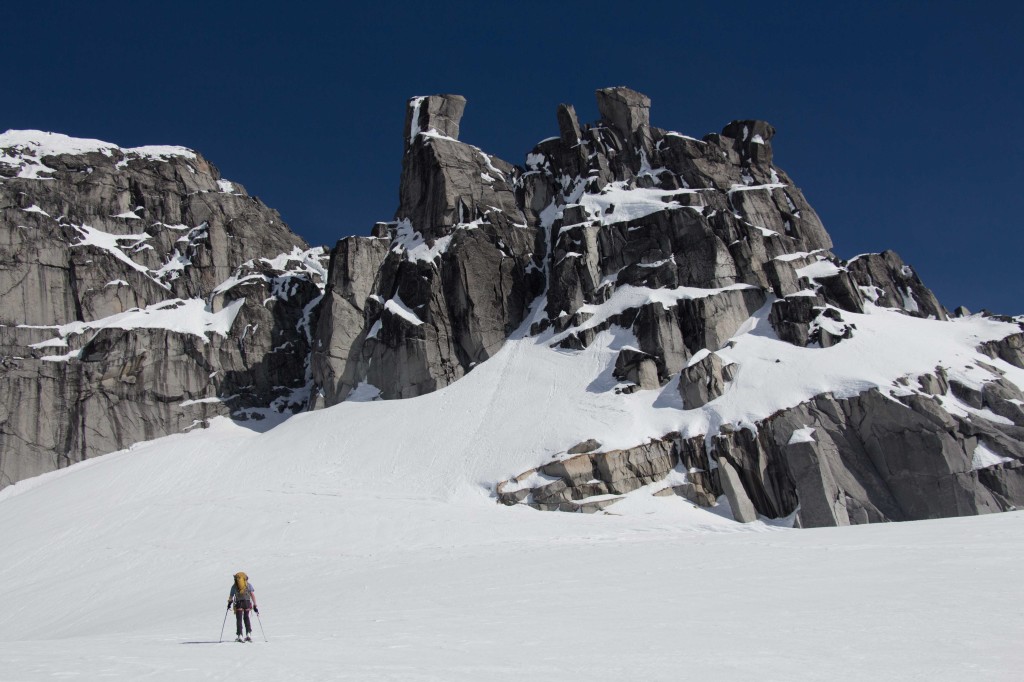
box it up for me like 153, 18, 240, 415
5, 1, 1022, 314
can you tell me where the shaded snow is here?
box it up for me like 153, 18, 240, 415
901, 287, 921, 313
499, 469, 561, 494
972, 442, 1013, 470
347, 381, 383, 402
384, 294, 424, 326
178, 396, 230, 407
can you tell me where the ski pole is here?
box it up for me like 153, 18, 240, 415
254, 610, 268, 642
219, 606, 230, 643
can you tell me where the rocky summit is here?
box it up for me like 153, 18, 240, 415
2, 88, 1023, 528
0, 131, 327, 485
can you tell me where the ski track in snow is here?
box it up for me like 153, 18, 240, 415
1, 296, 1024, 679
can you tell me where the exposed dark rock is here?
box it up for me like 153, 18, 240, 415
397, 95, 522, 239
310, 236, 390, 405
499, 387, 1024, 525
847, 251, 946, 319
613, 347, 660, 389
769, 294, 824, 346
721, 120, 776, 166
6, 85, 1023, 533
404, 94, 467, 152
0, 134, 326, 486
950, 379, 984, 409
329, 218, 542, 400
308, 94, 547, 401
729, 389, 1023, 525
568, 439, 602, 455
769, 294, 856, 348
813, 271, 865, 314
716, 457, 760, 523
497, 433, 717, 513
981, 377, 1024, 426
764, 258, 801, 297
918, 369, 950, 396
679, 351, 729, 408
595, 87, 651, 138
556, 104, 582, 146
979, 332, 1024, 369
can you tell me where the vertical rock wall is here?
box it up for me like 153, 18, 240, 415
0, 133, 327, 486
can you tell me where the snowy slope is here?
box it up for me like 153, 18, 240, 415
1, 296, 1023, 680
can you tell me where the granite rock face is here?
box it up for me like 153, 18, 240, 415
310, 95, 543, 401
679, 350, 734, 409
500, 379, 1024, 526
0, 131, 327, 486
5, 88, 1023, 528
496, 433, 717, 513
301, 87, 1023, 527
389, 87, 1021, 526
311, 87, 835, 403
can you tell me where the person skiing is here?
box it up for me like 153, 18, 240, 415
227, 571, 259, 642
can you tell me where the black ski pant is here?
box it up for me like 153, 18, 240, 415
235, 609, 252, 636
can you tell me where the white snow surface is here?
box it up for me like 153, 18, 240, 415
796, 257, 843, 280
408, 96, 425, 144
259, 246, 329, 285
71, 221, 223, 290
21, 204, 49, 216
0, 129, 195, 179
0, 414, 1022, 680
72, 223, 153, 275
972, 442, 1014, 470
550, 283, 758, 346
578, 182, 689, 224
391, 218, 454, 263
384, 294, 424, 326
788, 426, 817, 444
22, 298, 245, 345
1, 289, 1023, 679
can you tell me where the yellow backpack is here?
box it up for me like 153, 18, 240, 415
233, 572, 252, 606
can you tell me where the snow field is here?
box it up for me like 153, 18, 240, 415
1, 277, 1023, 679
1, 447, 1022, 682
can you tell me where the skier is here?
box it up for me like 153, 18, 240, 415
227, 571, 259, 642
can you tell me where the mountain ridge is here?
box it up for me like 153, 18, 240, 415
1, 88, 1022, 528
0, 128, 327, 484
